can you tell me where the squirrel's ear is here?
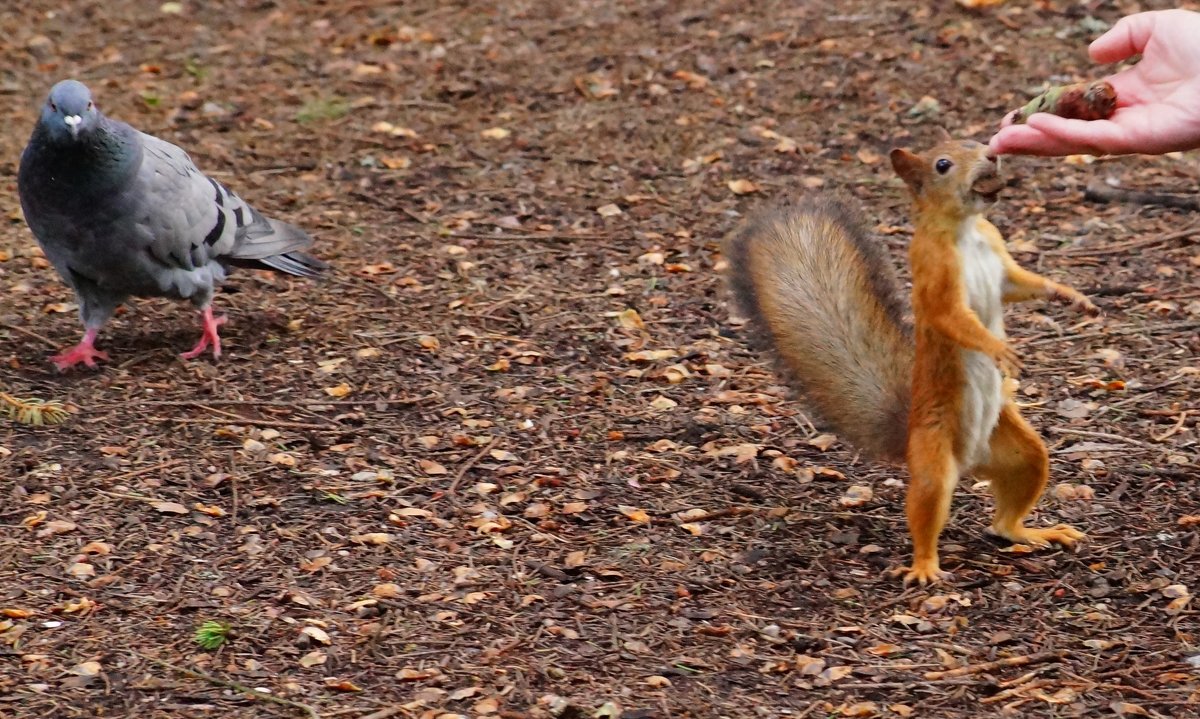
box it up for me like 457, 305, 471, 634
890, 148, 925, 191
932, 126, 952, 142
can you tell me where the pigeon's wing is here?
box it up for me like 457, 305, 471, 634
133, 132, 314, 272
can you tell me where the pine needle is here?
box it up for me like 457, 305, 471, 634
0, 392, 69, 426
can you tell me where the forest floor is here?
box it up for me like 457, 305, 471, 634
0, 1, 1196, 718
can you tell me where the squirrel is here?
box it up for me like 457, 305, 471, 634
724, 132, 1098, 584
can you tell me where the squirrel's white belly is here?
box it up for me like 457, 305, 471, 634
957, 217, 1006, 468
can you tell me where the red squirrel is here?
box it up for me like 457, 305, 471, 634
725, 134, 1097, 583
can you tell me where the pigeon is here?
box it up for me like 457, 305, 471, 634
17, 79, 326, 371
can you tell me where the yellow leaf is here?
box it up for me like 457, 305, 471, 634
617, 308, 644, 330
480, 127, 511, 139
268, 453, 297, 467
727, 179, 759, 195
324, 383, 352, 398
624, 349, 678, 362
350, 533, 393, 545
619, 505, 651, 523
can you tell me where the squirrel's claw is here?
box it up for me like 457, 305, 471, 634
889, 562, 951, 586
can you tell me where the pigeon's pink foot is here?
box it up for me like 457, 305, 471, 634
180, 307, 228, 360
50, 329, 109, 372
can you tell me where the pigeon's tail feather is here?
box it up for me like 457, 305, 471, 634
229, 250, 328, 278
227, 208, 326, 277
230, 210, 313, 258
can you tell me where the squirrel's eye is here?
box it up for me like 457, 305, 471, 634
49, 101, 57, 112
87, 101, 93, 110
935, 158, 953, 174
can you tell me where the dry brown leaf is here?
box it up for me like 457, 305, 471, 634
420, 460, 448, 476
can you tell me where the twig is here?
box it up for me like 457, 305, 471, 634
980, 678, 1058, 704
114, 397, 432, 408
0, 322, 61, 349
1151, 410, 1189, 442
1047, 220, 1200, 257
149, 416, 336, 431
923, 649, 1068, 680
1022, 320, 1200, 347
101, 459, 186, 484
1046, 427, 1152, 448
134, 651, 321, 718
1083, 184, 1200, 212
448, 437, 499, 494
356, 707, 405, 719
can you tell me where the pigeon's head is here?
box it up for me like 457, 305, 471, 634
40, 80, 100, 142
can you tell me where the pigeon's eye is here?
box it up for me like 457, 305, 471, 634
935, 158, 953, 174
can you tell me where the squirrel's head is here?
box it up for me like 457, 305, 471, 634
889, 130, 1003, 217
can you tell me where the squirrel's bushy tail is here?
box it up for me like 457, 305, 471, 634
724, 198, 914, 462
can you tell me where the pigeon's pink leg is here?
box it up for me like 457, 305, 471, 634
180, 307, 228, 360
50, 328, 109, 371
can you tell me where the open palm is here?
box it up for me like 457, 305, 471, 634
990, 10, 1200, 156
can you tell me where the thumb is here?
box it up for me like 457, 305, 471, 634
1089, 11, 1159, 64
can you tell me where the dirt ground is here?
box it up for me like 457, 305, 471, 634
0, 1, 1197, 717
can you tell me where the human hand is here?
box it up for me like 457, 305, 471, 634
989, 9, 1200, 156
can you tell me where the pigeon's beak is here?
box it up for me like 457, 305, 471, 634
63, 115, 81, 138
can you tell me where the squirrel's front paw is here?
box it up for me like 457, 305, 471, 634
1066, 294, 1100, 317
1051, 287, 1100, 317
990, 342, 1023, 377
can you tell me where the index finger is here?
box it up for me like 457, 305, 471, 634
1089, 11, 1159, 64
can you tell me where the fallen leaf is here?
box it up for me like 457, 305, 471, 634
350, 533, 393, 546
324, 383, 353, 398
728, 179, 759, 195
300, 626, 331, 645
420, 460, 448, 476
70, 661, 102, 676
839, 485, 873, 507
